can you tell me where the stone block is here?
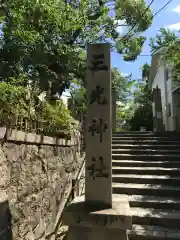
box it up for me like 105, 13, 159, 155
0, 127, 6, 139
8, 130, 26, 141
25, 227, 34, 240
85, 43, 112, 206
112, 89, 116, 131
66, 226, 128, 240
33, 217, 46, 239
63, 195, 132, 230
2, 129, 81, 239
49, 234, 56, 240
26, 133, 37, 143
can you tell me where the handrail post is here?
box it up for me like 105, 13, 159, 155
76, 179, 80, 197
72, 178, 76, 200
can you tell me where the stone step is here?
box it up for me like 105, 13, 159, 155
112, 173, 180, 185
112, 160, 180, 168
112, 144, 180, 150
128, 195, 180, 210
112, 154, 180, 161
112, 131, 180, 135
113, 131, 180, 136
131, 207, 180, 228
112, 183, 180, 197
129, 224, 180, 240
112, 131, 180, 238
112, 133, 180, 137
112, 149, 180, 155
112, 136, 180, 141
112, 166, 180, 176
112, 134, 160, 137
112, 131, 154, 135
112, 140, 180, 145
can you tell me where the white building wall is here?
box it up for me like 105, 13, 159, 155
152, 62, 167, 130
166, 71, 174, 131
152, 60, 175, 131
172, 92, 180, 130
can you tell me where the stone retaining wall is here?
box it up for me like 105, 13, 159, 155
0, 129, 82, 240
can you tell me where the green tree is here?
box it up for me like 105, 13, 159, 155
0, 0, 153, 97
0, 78, 28, 127
111, 67, 135, 103
150, 28, 178, 52
69, 67, 135, 120
0, 0, 154, 132
125, 63, 153, 131
128, 83, 153, 131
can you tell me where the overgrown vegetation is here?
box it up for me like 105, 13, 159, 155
116, 63, 153, 131
0, 78, 75, 134
0, 0, 153, 133
69, 67, 135, 121
126, 82, 153, 131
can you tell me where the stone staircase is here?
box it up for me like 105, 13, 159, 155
112, 131, 180, 240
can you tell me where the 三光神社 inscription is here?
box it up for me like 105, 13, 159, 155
88, 118, 108, 143
90, 85, 107, 105
85, 43, 112, 206
87, 156, 109, 179
90, 54, 108, 72
75, 214, 125, 227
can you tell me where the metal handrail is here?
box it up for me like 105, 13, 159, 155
72, 155, 85, 198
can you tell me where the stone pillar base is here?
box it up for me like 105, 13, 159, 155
62, 194, 132, 240
66, 226, 128, 240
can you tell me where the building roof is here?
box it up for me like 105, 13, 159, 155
148, 47, 167, 90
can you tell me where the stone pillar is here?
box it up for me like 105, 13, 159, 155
153, 87, 165, 132
85, 43, 112, 207
62, 43, 132, 240
112, 89, 116, 132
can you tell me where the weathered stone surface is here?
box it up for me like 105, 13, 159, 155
63, 195, 132, 230
25, 227, 34, 240
112, 89, 116, 131
153, 87, 164, 131
63, 195, 131, 240
0, 126, 6, 139
7, 129, 79, 146
49, 235, 56, 240
33, 217, 46, 239
85, 43, 112, 207
0, 130, 82, 239
65, 226, 128, 240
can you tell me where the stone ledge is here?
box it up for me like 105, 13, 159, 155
6, 129, 78, 146
63, 195, 132, 230
0, 191, 8, 204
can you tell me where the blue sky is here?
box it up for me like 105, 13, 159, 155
63, 0, 180, 97
112, 0, 180, 80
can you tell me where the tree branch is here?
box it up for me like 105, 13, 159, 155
66, 0, 105, 45
117, 24, 128, 27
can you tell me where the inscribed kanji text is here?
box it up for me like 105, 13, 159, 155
88, 118, 108, 143
90, 54, 108, 72
87, 156, 108, 180
90, 85, 107, 105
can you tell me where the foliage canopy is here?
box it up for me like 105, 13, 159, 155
0, 0, 153, 131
